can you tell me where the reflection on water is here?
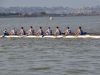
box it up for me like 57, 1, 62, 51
0, 16, 100, 75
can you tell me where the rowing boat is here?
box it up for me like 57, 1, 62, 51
0, 35, 100, 38
44, 35, 100, 38
0, 35, 43, 38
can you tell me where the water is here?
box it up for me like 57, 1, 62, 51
0, 16, 100, 75
0, 16, 100, 34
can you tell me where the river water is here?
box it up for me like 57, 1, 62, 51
0, 16, 100, 75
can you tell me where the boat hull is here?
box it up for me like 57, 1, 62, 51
0, 35, 100, 38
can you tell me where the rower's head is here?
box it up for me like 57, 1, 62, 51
21, 27, 24, 29
30, 26, 33, 29
67, 27, 69, 29
5, 29, 7, 31
56, 26, 59, 29
40, 27, 42, 29
79, 27, 81, 29
48, 27, 50, 29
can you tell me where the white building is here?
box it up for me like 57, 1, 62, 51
82, 5, 85, 9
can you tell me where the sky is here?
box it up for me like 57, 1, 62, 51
0, 0, 100, 8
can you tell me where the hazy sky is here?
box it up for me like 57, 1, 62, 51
0, 0, 100, 8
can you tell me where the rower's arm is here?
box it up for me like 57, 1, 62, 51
9, 30, 13, 35
54, 30, 58, 35
45, 30, 48, 34
63, 30, 67, 33
36, 30, 40, 35
18, 30, 22, 35
75, 30, 79, 35
27, 30, 30, 35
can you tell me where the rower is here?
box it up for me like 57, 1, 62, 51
75, 27, 86, 35
2, 29, 9, 36
27, 26, 34, 35
45, 27, 52, 35
9, 28, 17, 35
54, 26, 61, 36
63, 27, 71, 36
35, 27, 44, 36
18, 27, 26, 36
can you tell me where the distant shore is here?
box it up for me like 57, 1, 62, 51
0, 12, 100, 18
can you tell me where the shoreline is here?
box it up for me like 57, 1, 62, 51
0, 15, 100, 18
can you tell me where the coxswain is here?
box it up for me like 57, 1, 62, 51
2, 29, 9, 36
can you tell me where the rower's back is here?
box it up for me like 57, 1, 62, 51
67, 27, 71, 35
30, 26, 34, 35
56, 27, 61, 35
21, 27, 26, 35
48, 27, 52, 35
39, 27, 44, 35
13, 28, 17, 35
78, 27, 83, 35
